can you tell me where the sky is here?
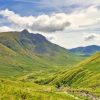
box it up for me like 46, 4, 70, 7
0, 0, 100, 48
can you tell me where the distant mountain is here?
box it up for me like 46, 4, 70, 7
0, 30, 83, 77
69, 45, 100, 56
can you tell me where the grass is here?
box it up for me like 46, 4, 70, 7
0, 78, 80, 100
39, 53, 100, 99
0, 31, 99, 100
0, 31, 84, 78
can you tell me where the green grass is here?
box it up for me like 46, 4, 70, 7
0, 31, 99, 100
0, 31, 84, 78
0, 78, 80, 100
40, 53, 100, 99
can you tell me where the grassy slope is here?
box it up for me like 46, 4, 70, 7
43, 53, 100, 97
0, 31, 83, 77
0, 43, 49, 77
0, 78, 80, 100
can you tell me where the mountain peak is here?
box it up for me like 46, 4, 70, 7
21, 29, 29, 33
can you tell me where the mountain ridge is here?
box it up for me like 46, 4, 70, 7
69, 45, 100, 56
0, 30, 83, 77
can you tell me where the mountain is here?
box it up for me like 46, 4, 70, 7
69, 45, 100, 56
0, 30, 99, 100
0, 30, 83, 77
45, 53, 100, 98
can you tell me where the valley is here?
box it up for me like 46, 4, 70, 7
0, 30, 100, 100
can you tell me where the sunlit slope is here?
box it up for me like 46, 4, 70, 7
0, 30, 83, 77
0, 78, 79, 100
49, 53, 100, 89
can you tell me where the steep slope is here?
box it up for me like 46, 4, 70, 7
44, 53, 100, 98
69, 45, 100, 56
0, 30, 83, 77
49, 53, 100, 87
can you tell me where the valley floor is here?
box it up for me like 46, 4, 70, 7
0, 78, 83, 100
1, 78, 100, 100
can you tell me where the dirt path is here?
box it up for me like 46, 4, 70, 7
67, 89, 100, 100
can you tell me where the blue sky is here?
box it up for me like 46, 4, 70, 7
0, 0, 87, 15
0, 0, 45, 16
0, 0, 100, 48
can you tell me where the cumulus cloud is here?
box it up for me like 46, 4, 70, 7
0, 9, 70, 32
0, 6, 100, 48
84, 33, 100, 41
66, 6, 100, 30
0, 6, 100, 33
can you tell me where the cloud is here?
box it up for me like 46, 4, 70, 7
0, 5, 100, 33
66, 6, 100, 30
0, 26, 14, 32
84, 33, 100, 41
46, 35, 56, 41
0, 5, 100, 48
0, 9, 70, 32
50, 32, 100, 49
0, 9, 35, 26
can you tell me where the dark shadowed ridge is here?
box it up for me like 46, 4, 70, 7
21, 29, 48, 43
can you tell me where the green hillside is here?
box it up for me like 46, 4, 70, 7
0, 30, 83, 77
0, 30, 99, 100
44, 53, 100, 99
0, 78, 81, 100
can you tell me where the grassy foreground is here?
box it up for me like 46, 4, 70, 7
0, 78, 80, 100
37, 53, 100, 100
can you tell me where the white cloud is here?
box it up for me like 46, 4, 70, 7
49, 32, 100, 48
0, 9, 35, 26
65, 6, 100, 30
0, 9, 70, 32
0, 26, 14, 32
0, 6, 100, 48
0, 6, 100, 33
84, 33, 100, 41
